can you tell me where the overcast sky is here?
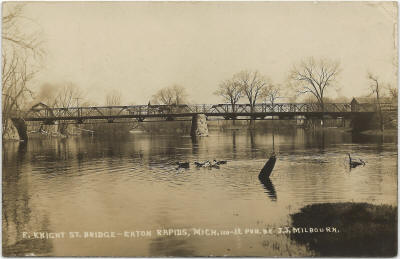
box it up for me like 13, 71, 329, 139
15, 1, 398, 105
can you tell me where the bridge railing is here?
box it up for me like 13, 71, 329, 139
24, 102, 383, 121
380, 103, 398, 112
204, 103, 368, 113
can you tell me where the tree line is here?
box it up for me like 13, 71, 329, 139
2, 4, 397, 138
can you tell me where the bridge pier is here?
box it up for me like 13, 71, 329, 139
10, 118, 28, 141
190, 114, 208, 137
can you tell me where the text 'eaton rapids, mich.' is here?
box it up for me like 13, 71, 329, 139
22, 226, 340, 240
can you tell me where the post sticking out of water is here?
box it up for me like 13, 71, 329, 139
258, 115, 277, 180
272, 115, 275, 152
258, 153, 277, 180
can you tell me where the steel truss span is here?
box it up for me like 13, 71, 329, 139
18, 102, 388, 124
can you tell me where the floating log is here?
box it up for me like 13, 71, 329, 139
258, 153, 276, 180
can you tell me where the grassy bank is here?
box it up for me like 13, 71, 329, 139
290, 202, 397, 257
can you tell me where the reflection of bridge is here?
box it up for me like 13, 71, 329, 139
22, 102, 382, 124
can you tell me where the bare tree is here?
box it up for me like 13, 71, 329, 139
2, 56, 35, 114
54, 84, 83, 136
261, 83, 282, 106
171, 85, 187, 105
214, 79, 242, 112
233, 70, 269, 112
2, 4, 44, 54
152, 84, 188, 105
152, 88, 173, 105
2, 3, 44, 138
388, 85, 398, 103
54, 83, 84, 108
106, 89, 122, 106
289, 57, 340, 111
368, 73, 384, 131
32, 82, 84, 109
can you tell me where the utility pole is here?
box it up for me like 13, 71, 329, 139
74, 97, 82, 107
74, 97, 82, 129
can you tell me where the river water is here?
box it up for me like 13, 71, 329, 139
2, 128, 397, 256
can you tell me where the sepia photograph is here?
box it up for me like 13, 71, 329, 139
2, 1, 398, 257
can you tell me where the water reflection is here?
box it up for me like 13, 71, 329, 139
17, 142, 27, 163
3, 142, 54, 256
232, 131, 237, 160
3, 215, 53, 256
2, 128, 397, 256
259, 178, 277, 201
149, 235, 196, 257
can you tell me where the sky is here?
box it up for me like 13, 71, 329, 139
9, 1, 398, 105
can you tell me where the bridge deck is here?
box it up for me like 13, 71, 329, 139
18, 102, 390, 123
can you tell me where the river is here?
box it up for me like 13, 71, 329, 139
2, 128, 397, 256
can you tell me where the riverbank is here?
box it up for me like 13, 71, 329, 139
290, 202, 397, 257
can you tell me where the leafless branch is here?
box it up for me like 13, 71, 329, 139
233, 70, 269, 110
152, 85, 188, 105
289, 57, 340, 108
214, 79, 243, 112
2, 3, 45, 137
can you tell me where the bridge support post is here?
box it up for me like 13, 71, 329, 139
10, 118, 28, 141
190, 114, 208, 137
296, 116, 305, 126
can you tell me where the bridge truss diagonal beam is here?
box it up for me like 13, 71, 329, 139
18, 102, 389, 123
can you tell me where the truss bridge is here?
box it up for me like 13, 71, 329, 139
21, 102, 382, 124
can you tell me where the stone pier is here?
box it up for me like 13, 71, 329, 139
190, 114, 208, 137
10, 118, 28, 141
